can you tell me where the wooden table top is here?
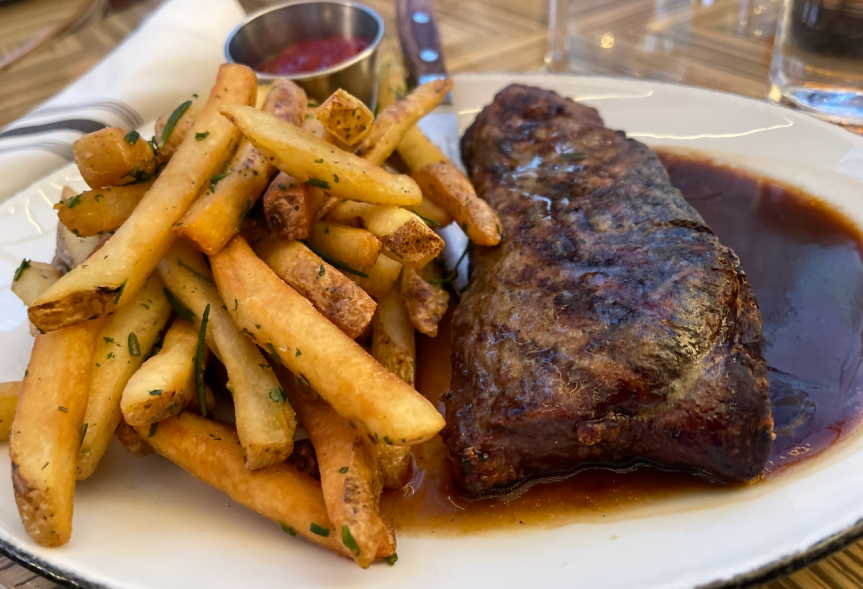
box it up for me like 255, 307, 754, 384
0, 0, 861, 588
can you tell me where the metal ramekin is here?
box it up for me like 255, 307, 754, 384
224, 0, 384, 106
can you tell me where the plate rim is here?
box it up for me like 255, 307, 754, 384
2, 72, 863, 589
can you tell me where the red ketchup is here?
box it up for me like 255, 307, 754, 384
259, 36, 370, 75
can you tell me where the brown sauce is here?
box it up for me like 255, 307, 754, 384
380, 151, 863, 534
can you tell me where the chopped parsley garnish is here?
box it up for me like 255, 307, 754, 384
315, 158, 324, 163
210, 170, 231, 192
280, 522, 297, 536
103, 337, 114, 344
58, 406, 68, 413
309, 523, 330, 537
386, 553, 398, 566
147, 423, 158, 438
178, 258, 215, 284
128, 332, 141, 357
305, 178, 330, 190
278, 183, 287, 190
341, 525, 360, 554
561, 151, 587, 161
13, 259, 30, 281
302, 242, 368, 278
235, 198, 250, 233
80, 423, 88, 445
295, 349, 302, 357
269, 387, 286, 404
149, 390, 163, 396
195, 131, 209, 141
66, 193, 83, 208
319, 264, 325, 276
430, 243, 472, 285
114, 278, 128, 305
333, 174, 339, 184
383, 436, 394, 445
195, 304, 210, 417
242, 327, 256, 340
338, 466, 348, 474
417, 214, 441, 227
234, 299, 238, 312
124, 130, 140, 146
265, 343, 282, 366
159, 100, 193, 149
163, 288, 195, 323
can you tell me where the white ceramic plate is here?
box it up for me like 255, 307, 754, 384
1, 73, 863, 589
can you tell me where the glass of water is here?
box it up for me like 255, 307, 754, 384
768, 0, 863, 126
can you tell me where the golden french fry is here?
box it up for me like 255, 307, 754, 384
11, 319, 104, 546
158, 241, 296, 470
54, 181, 153, 238
219, 104, 422, 207
29, 64, 257, 332
371, 284, 416, 488
315, 89, 374, 146
400, 265, 450, 337
0, 381, 21, 441
53, 205, 102, 273
287, 380, 394, 568
306, 221, 381, 270
115, 418, 155, 457
177, 79, 307, 255
350, 254, 402, 300
406, 193, 453, 227
353, 78, 453, 167
211, 236, 444, 444
155, 95, 205, 162
324, 200, 443, 267
254, 235, 376, 339
413, 163, 502, 247
137, 413, 354, 558
262, 172, 323, 240
372, 283, 416, 389
11, 261, 61, 306
376, 47, 408, 110
120, 318, 198, 427
77, 275, 171, 479
396, 126, 448, 171
73, 127, 156, 189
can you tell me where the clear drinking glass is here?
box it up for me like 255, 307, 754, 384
768, 0, 863, 126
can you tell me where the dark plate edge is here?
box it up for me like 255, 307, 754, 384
0, 515, 862, 589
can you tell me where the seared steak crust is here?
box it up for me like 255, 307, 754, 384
446, 85, 773, 497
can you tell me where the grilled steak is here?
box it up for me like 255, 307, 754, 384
445, 85, 774, 497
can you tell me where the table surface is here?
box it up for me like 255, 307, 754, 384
0, 0, 862, 587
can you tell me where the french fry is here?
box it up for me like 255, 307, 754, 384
350, 254, 402, 300
288, 438, 320, 480
53, 181, 153, 238
29, 64, 257, 332
396, 126, 448, 171
137, 413, 354, 558
77, 274, 171, 479
372, 284, 416, 390
286, 380, 395, 568
315, 89, 374, 146
400, 265, 450, 337
73, 127, 156, 189
11, 261, 61, 305
211, 236, 444, 445
371, 285, 416, 488
262, 172, 323, 240
53, 195, 102, 273
115, 418, 154, 457
0, 381, 21, 441
306, 222, 381, 270
254, 235, 377, 339
10, 319, 103, 546
219, 104, 422, 207
376, 47, 408, 110
177, 79, 307, 255
406, 193, 453, 227
155, 95, 205, 162
353, 78, 453, 167
413, 163, 502, 246
324, 200, 443, 267
120, 318, 198, 427
158, 241, 296, 470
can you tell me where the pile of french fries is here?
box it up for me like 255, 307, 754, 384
3, 52, 501, 566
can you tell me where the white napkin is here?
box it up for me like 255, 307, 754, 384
0, 0, 246, 201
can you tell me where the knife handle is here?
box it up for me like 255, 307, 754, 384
396, 0, 448, 86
